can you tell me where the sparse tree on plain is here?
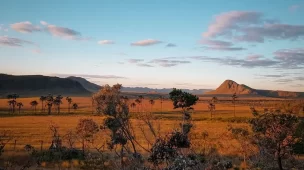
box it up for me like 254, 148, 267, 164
130, 102, 136, 112
39, 96, 47, 113
46, 94, 54, 115
66, 97, 72, 113
135, 98, 141, 112
30, 100, 39, 114
208, 102, 215, 118
16, 102, 23, 114
231, 93, 238, 117
72, 103, 78, 112
149, 99, 155, 111
53, 95, 63, 114
76, 118, 99, 155
159, 96, 164, 115
7, 94, 19, 113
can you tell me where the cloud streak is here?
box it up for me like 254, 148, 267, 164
131, 39, 162, 46
98, 40, 115, 45
11, 21, 41, 33
0, 36, 33, 47
53, 73, 127, 79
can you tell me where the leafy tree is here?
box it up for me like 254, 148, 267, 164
76, 119, 99, 155
93, 84, 140, 168
39, 96, 47, 113
250, 109, 300, 170
30, 100, 39, 114
169, 88, 198, 135
16, 102, 23, 114
66, 97, 73, 113
231, 93, 238, 117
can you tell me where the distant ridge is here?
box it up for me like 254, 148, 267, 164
68, 76, 101, 92
0, 74, 91, 97
206, 80, 304, 98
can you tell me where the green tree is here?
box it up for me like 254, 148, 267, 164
30, 100, 39, 114
250, 109, 300, 170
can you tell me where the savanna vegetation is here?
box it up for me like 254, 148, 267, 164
0, 85, 304, 169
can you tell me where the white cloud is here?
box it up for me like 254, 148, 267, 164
11, 21, 41, 33
131, 39, 162, 46
0, 36, 33, 47
98, 40, 115, 45
40, 21, 48, 26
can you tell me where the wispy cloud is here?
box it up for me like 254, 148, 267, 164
0, 36, 33, 47
0, 24, 9, 32
149, 59, 191, 67
166, 43, 177, 47
127, 59, 144, 63
11, 21, 41, 33
53, 73, 127, 79
131, 39, 162, 46
203, 11, 304, 43
98, 40, 115, 45
40, 21, 48, 26
289, 5, 300, 12
200, 39, 245, 51
137, 63, 154, 67
32, 49, 42, 53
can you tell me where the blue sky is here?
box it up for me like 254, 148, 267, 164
0, 0, 304, 91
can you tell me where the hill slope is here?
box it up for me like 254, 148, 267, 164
0, 74, 91, 97
206, 80, 304, 98
68, 76, 101, 92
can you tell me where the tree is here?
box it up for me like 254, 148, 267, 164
46, 94, 54, 115
0, 130, 14, 157
76, 118, 99, 155
16, 102, 23, 114
138, 95, 144, 111
30, 100, 39, 114
149, 99, 155, 111
66, 97, 73, 113
169, 88, 198, 134
130, 102, 136, 112
159, 96, 164, 115
53, 95, 63, 114
250, 109, 300, 170
231, 93, 238, 117
135, 99, 141, 113
72, 103, 78, 112
39, 96, 47, 113
93, 84, 140, 168
7, 94, 19, 113
208, 102, 215, 118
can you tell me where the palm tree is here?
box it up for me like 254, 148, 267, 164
72, 103, 78, 112
30, 100, 39, 114
231, 93, 238, 117
40, 96, 47, 113
46, 94, 54, 115
66, 97, 72, 113
7, 94, 19, 113
7, 100, 16, 113
16, 102, 23, 114
138, 95, 144, 111
208, 102, 215, 118
149, 99, 155, 111
130, 102, 136, 112
211, 96, 218, 103
54, 95, 63, 114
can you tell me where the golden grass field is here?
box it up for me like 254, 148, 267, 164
0, 97, 291, 168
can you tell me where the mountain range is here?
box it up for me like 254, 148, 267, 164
206, 79, 304, 98
0, 74, 303, 98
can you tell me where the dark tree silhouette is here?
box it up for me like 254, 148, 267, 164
39, 96, 47, 113
46, 94, 54, 115
16, 102, 23, 114
30, 100, 39, 114
7, 94, 19, 113
72, 103, 78, 112
208, 102, 215, 118
130, 102, 136, 112
159, 96, 164, 115
66, 97, 73, 113
149, 99, 155, 111
231, 93, 238, 117
53, 95, 63, 114
135, 98, 141, 112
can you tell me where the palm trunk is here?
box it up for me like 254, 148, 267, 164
48, 106, 51, 115
41, 101, 44, 112
68, 103, 70, 113
19, 107, 21, 114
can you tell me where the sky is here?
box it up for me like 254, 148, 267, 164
0, 0, 304, 91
